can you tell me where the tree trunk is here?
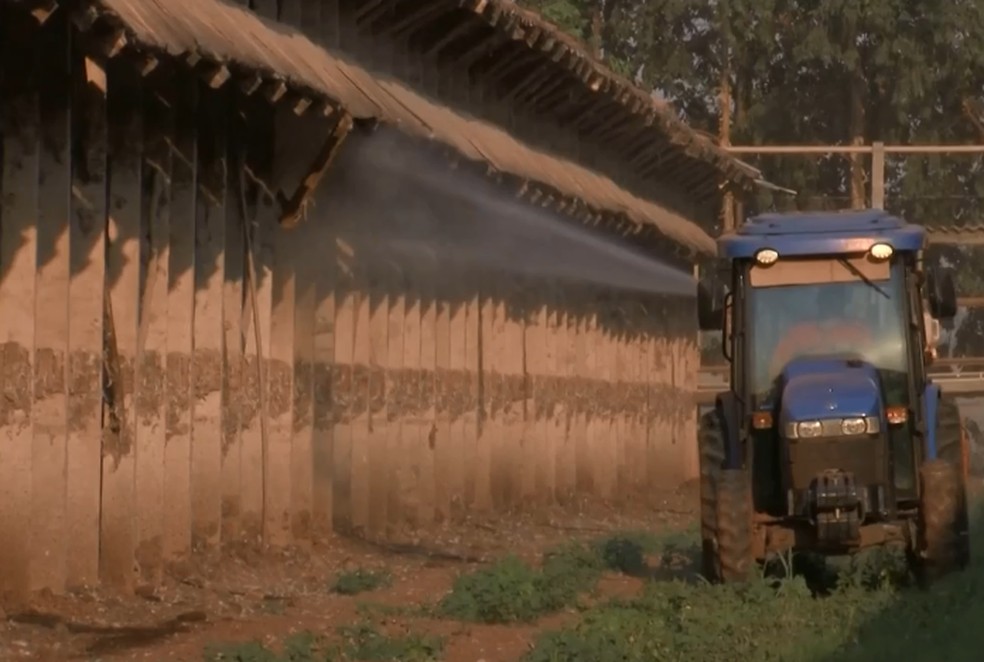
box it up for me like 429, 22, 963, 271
849, 69, 866, 208
719, 63, 735, 231
845, 16, 866, 209
589, 3, 603, 58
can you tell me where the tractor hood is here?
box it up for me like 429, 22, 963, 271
779, 357, 882, 422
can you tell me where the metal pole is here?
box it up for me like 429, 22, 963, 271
724, 144, 984, 155
870, 141, 885, 209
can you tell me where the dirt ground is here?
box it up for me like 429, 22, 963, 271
0, 483, 700, 662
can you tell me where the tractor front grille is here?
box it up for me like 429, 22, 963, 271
787, 435, 885, 490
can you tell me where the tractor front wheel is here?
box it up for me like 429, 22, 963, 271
913, 396, 970, 585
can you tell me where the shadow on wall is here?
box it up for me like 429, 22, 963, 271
0, 13, 697, 345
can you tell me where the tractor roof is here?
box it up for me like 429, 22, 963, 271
717, 209, 926, 259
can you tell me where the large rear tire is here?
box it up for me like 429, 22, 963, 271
714, 469, 756, 582
698, 410, 726, 581
698, 409, 755, 583
914, 395, 970, 584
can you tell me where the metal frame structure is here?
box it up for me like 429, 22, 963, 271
726, 143, 984, 210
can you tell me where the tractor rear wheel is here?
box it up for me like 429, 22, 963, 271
698, 409, 726, 581
714, 469, 756, 582
914, 396, 970, 584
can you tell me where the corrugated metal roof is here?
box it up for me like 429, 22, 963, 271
926, 224, 984, 245
457, 0, 761, 192
76, 0, 717, 254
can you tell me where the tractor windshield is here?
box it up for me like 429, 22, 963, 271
746, 254, 909, 407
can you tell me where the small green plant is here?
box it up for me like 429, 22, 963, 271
439, 543, 605, 623
203, 632, 322, 662
332, 622, 444, 662
331, 568, 393, 596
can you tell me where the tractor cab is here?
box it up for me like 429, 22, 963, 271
695, 209, 967, 585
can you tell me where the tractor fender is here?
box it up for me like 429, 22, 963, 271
714, 391, 742, 470
922, 382, 941, 461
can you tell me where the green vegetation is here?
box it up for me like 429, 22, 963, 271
202, 518, 984, 661
330, 568, 393, 596
436, 545, 602, 623
202, 624, 443, 662
437, 529, 697, 623
524, 517, 984, 662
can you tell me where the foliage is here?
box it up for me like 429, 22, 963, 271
330, 568, 393, 596
517, 0, 984, 345
437, 548, 602, 623
203, 632, 323, 662
527, 506, 984, 662
202, 625, 443, 662
333, 622, 444, 662
520, 0, 588, 36
437, 529, 701, 624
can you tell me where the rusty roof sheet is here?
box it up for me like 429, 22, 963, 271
81, 0, 716, 254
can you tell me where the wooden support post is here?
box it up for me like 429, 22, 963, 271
349, 269, 372, 534
311, 221, 337, 539
419, 274, 438, 527
576, 299, 595, 496
164, 77, 197, 565
558, 293, 578, 503
0, 19, 40, 598
191, 83, 228, 553
512, 281, 535, 504
266, 204, 297, 547
486, 283, 507, 510
134, 72, 173, 586
221, 113, 245, 547
101, 58, 142, 591
596, 302, 615, 499
291, 225, 316, 545
447, 295, 467, 521
239, 100, 273, 548
332, 276, 356, 532
433, 292, 453, 523
540, 294, 559, 504
65, 53, 107, 589
528, 293, 549, 504
400, 283, 424, 527
472, 285, 492, 511
31, 16, 72, 594
385, 274, 406, 535
367, 264, 390, 537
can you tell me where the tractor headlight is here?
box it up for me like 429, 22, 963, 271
785, 416, 880, 439
869, 242, 894, 260
841, 417, 868, 435
755, 248, 779, 265
796, 420, 823, 438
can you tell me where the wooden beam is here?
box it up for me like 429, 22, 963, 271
30, 0, 59, 24
276, 112, 353, 228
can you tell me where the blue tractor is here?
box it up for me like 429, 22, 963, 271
697, 209, 969, 584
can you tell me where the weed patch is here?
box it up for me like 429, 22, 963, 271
202, 624, 443, 662
524, 573, 894, 662
436, 529, 707, 624
331, 568, 393, 596
438, 542, 605, 623
334, 622, 444, 661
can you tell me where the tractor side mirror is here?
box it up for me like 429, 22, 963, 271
697, 279, 726, 331
926, 267, 957, 320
